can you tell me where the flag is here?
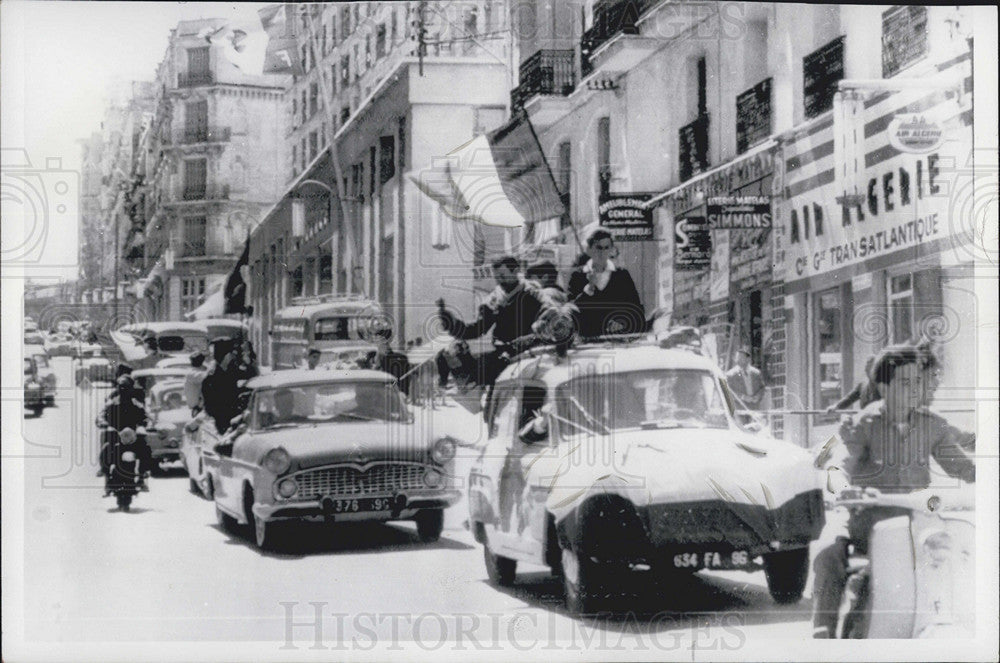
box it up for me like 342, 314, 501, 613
223, 236, 250, 315
199, 8, 271, 76
258, 5, 303, 75
410, 111, 565, 229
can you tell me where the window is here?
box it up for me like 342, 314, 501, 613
292, 144, 298, 175
300, 44, 308, 72
353, 44, 360, 80
183, 216, 207, 256
309, 131, 318, 160
557, 141, 572, 230
291, 97, 298, 129
291, 265, 304, 297
597, 116, 611, 199
181, 277, 206, 314
341, 55, 350, 86
340, 6, 351, 39
391, 9, 398, 44
379, 135, 395, 184
341, 106, 351, 125
697, 56, 707, 116
309, 82, 319, 116
185, 100, 208, 142
365, 36, 372, 68
814, 287, 843, 411
332, 64, 338, 94
319, 253, 333, 293
889, 273, 914, 343
300, 137, 307, 166
321, 20, 328, 54
186, 47, 210, 83
301, 90, 308, 124
183, 159, 207, 199
376, 23, 386, 58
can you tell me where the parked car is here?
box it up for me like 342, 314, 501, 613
146, 380, 190, 470
24, 357, 46, 417
131, 367, 193, 403
25, 344, 56, 405
467, 339, 825, 615
202, 369, 461, 550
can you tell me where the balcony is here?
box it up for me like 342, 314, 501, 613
581, 0, 660, 77
180, 127, 231, 145
511, 50, 576, 109
179, 184, 230, 202
177, 71, 214, 88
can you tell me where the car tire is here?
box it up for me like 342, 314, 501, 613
215, 503, 237, 532
764, 547, 810, 604
561, 545, 609, 616
415, 509, 444, 543
483, 544, 517, 587
189, 477, 200, 495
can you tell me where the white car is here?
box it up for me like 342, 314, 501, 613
25, 344, 56, 405
468, 338, 825, 615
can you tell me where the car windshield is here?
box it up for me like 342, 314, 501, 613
556, 369, 731, 437
250, 381, 407, 430
159, 389, 186, 411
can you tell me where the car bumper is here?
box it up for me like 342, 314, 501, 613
255, 489, 462, 523
638, 489, 826, 555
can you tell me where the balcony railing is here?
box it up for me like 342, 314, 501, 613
511, 50, 576, 111
181, 184, 229, 201
177, 71, 214, 88
180, 127, 232, 144
580, 0, 650, 76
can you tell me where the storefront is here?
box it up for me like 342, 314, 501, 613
776, 51, 975, 446
653, 144, 778, 381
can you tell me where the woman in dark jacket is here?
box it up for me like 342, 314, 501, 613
567, 229, 645, 338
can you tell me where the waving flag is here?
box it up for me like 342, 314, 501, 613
199, 5, 299, 77
223, 236, 251, 315
410, 111, 565, 229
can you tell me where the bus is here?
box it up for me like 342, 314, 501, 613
269, 295, 381, 370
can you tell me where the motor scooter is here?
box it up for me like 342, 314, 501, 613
833, 486, 975, 638
101, 426, 153, 512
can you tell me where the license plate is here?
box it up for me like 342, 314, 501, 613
673, 550, 751, 569
327, 497, 394, 514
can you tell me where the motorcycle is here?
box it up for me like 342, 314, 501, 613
100, 426, 154, 512
832, 485, 975, 639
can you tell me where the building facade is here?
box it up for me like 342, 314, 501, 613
512, 1, 983, 445
248, 1, 512, 363
133, 17, 292, 321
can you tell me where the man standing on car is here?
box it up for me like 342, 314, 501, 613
436, 255, 555, 390
567, 228, 645, 338
726, 347, 766, 410
811, 340, 976, 638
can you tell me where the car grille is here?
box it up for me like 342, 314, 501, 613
290, 463, 429, 500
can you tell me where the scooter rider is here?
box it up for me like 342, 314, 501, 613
99, 376, 153, 492
811, 340, 976, 638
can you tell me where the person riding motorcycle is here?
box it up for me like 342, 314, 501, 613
811, 340, 976, 638
99, 376, 153, 494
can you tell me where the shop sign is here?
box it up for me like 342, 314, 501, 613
888, 114, 945, 154
707, 195, 773, 230
671, 149, 773, 215
674, 216, 711, 269
598, 193, 654, 241
730, 229, 772, 291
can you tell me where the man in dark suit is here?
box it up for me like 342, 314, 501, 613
726, 347, 766, 410
567, 229, 645, 338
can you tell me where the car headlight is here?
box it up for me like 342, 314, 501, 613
262, 447, 292, 474
430, 437, 456, 465
277, 478, 298, 498
423, 468, 443, 488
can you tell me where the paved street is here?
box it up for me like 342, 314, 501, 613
19, 357, 818, 648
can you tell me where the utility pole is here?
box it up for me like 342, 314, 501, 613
302, 5, 365, 296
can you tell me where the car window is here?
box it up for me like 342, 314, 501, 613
556, 369, 730, 437
251, 381, 406, 429
487, 384, 517, 439
518, 385, 547, 432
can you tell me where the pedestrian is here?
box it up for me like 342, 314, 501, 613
305, 346, 322, 370
184, 351, 208, 415
567, 229, 645, 338
827, 356, 880, 413
811, 340, 976, 638
725, 346, 766, 410
360, 321, 413, 396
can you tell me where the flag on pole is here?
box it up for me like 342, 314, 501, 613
410, 111, 565, 229
198, 5, 299, 76
223, 235, 251, 315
